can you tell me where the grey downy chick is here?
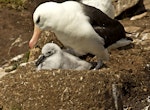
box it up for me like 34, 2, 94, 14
36, 43, 92, 71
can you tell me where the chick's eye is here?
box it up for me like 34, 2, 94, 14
36, 16, 40, 24
48, 51, 52, 54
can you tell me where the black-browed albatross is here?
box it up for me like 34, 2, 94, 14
29, 1, 132, 69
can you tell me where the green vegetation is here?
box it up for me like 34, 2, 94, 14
0, 0, 24, 5
11, 104, 22, 110
22, 51, 30, 63
0, 0, 26, 9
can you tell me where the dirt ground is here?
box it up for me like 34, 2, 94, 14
0, 5, 32, 66
0, 2, 150, 110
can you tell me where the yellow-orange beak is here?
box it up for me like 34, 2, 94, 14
29, 25, 42, 48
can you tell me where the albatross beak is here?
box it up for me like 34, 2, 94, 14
29, 25, 42, 48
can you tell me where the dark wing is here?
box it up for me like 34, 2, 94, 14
82, 4, 127, 48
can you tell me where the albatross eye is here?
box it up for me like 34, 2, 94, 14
36, 16, 40, 24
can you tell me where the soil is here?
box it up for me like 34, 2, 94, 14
0, 2, 150, 110
0, 6, 32, 66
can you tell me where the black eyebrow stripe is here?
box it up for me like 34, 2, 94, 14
36, 16, 40, 24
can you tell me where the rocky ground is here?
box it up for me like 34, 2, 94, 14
0, 0, 150, 110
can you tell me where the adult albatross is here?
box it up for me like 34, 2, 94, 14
29, 1, 132, 69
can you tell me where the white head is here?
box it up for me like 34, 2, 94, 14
35, 43, 62, 67
42, 43, 62, 57
34, 2, 61, 30
29, 2, 61, 48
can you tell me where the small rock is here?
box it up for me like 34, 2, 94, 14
147, 96, 150, 103
125, 26, 142, 33
141, 33, 150, 41
80, 76, 83, 81
144, 47, 150, 51
130, 12, 148, 20
10, 54, 24, 62
133, 39, 142, 44
4, 65, 17, 72
141, 40, 149, 46
112, 84, 123, 110
19, 61, 35, 67
0, 68, 9, 79
145, 64, 150, 71
142, 105, 150, 110
126, 32, 140, 38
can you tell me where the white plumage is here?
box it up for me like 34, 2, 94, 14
29, 1, 132, 69
36, 43, 92, 70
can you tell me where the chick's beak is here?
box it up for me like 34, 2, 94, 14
35, 54, 46, 67
29, 25, 42, 48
